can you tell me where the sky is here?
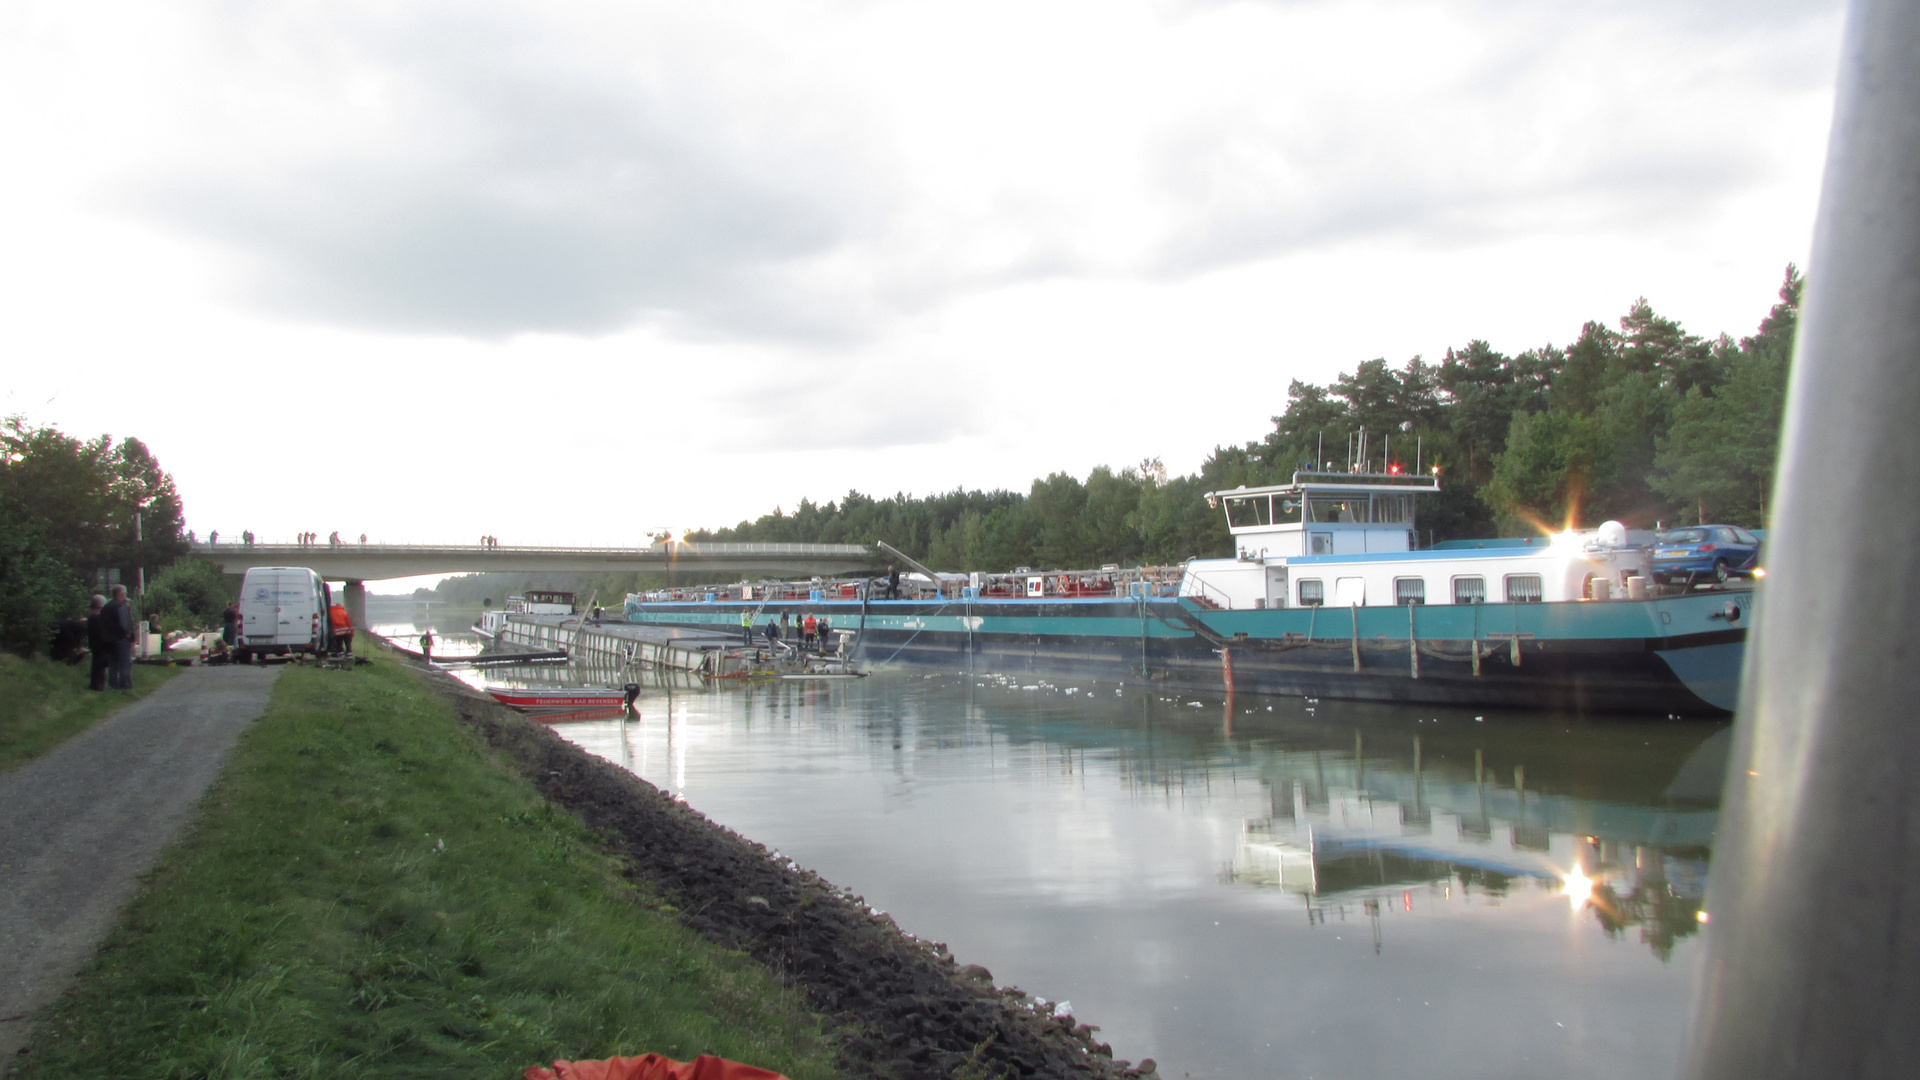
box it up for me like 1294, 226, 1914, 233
0, 0, 1847, 557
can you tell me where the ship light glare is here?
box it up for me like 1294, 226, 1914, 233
1562, 867, 1594, 908
1752, 567, 1767, 578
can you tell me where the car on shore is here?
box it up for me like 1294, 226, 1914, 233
1653, 525, 1762, 585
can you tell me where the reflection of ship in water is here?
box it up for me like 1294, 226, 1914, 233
462, 655, 709, 694
1230, 729, 1719, 959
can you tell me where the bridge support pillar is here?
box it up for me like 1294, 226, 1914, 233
343, 580, 368, 630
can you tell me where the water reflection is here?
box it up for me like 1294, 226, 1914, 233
460, 661, 1729, 1079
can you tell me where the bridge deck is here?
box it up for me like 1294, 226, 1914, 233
187, 541, 880, 581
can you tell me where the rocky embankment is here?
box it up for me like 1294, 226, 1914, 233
431, 677, 1157, 1080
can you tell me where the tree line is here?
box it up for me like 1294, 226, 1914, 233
0, 418, 227, 656
686, 267, 1800, 572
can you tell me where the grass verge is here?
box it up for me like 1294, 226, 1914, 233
0, 653, 182, 772
15, 649, 845, 1080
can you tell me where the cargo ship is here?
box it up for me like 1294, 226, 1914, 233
620, 473, 1750, 716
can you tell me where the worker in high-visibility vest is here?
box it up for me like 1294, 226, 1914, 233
329, 602, 354, 655
740, 607, 754, 645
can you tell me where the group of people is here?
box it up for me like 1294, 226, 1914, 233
480, 535, 502, 548
203, 530, 255, 546
81, 586, 136, 690
747, 610, 837, 653
294, 531, 365, 546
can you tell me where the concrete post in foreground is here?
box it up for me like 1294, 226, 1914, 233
1682, 1, 1920, 1076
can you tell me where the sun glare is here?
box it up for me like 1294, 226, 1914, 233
1562, 867, 1594, 908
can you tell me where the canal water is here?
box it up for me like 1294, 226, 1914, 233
417, 625, 1725, 1080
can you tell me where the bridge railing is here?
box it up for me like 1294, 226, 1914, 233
189, 541, 874, 556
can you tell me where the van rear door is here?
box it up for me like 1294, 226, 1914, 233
242, 569, 280, 643
275, 572, 302, 641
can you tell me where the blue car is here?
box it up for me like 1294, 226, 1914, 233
1653, 525, 1762, 585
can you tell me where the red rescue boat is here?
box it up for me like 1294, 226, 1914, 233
487, 683, 639, 711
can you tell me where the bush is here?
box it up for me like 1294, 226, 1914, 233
0, 501, 88, 657
142, 560, 237, 635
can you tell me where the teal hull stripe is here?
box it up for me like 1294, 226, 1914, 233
624, 591, 1751, 644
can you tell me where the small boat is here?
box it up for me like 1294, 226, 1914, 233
486, 683, 640, 711
527, 705, 631, 724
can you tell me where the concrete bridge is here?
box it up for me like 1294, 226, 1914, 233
186, 541, 881, 628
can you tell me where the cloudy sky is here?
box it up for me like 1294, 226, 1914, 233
1, 0, 1845, 555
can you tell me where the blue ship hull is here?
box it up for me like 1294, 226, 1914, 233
622, 590, 1749, 716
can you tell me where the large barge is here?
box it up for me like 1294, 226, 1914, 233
617, 472, 1750, 715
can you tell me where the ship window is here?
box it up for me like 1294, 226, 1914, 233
1394, 577, 1426, 605
1453, 576, 1486, 604
1307, 497, 1363, 523
1226, 496, 1274, 528
1505, 574, 1544, 603
1298, 579, 1325, 607
1371, 493, 1415, 524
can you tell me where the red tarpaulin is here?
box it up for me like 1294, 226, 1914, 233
525, 1053, 788, 1080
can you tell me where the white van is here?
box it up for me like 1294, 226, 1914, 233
238, 566, 332, 661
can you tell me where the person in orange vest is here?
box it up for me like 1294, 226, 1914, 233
329, 600, 354, 655
802, 612, 817, 651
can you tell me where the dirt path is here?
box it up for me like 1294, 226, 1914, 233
0, 666, 280, 1071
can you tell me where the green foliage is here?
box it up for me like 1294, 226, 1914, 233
0, 500, 88, 658
142, 560, 239, 635
19, 654, 844, 1079
1650, 271, 1800, 526
0, 417, 189, 654
0, 652, 182, 771
1481, 410, 1613, 534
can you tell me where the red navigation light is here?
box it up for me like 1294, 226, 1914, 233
1388, 464, 1400, 474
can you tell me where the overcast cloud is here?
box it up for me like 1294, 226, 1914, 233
0, 0, 1844, 549
100, 0, 1841, 344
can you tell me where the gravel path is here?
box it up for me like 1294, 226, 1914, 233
0, 666, 280, 1070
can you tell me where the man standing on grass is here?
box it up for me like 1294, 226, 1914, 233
101, 585, 134, 690
419, 629, 434, 664
85, 595, 110, 691
329, 600, 354, 655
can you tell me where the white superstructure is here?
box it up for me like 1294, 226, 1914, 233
1180, 473, 1652, 610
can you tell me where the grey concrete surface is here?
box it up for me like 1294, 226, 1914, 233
0, 666, 280, 1070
